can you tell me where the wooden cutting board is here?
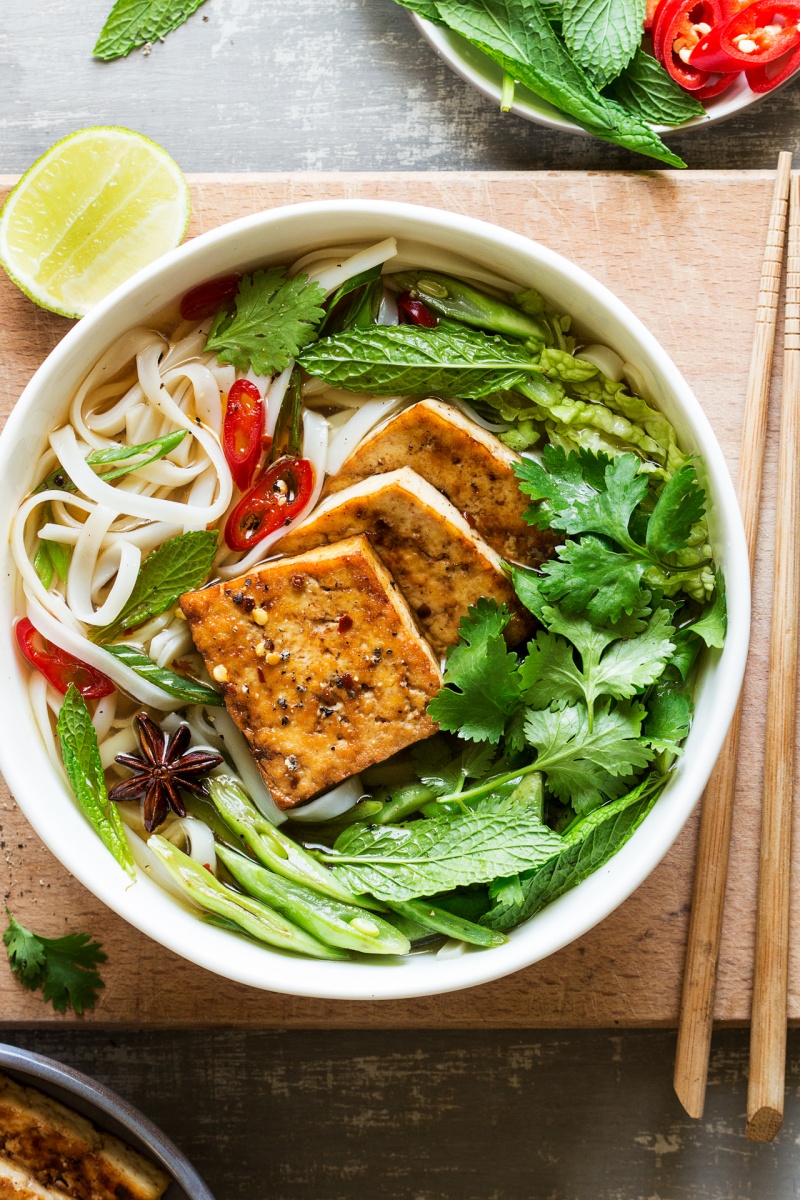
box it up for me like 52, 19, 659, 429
0, 170, 789, 1028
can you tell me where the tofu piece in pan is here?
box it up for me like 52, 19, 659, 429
180, 535, 442, 810
323, 398, 556, 566
280, 467, 532, 656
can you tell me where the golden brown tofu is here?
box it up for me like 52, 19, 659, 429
180, 535, 442, 809
323, 398, 556, 566
0, 1073, 169, 1200
280, 467, 531, 655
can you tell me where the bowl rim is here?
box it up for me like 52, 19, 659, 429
0, 1042, 214, 1199
409, 12, 795, 138
0, 197, 750, 1001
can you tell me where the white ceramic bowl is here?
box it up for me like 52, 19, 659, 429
0, 200, 749, 1001
411, 13, 795, 137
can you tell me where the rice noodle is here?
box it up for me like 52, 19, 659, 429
166, 816, 217, 873
266, 366, 293, 438
576, 344, 625, 383
307, 238, 398, 297
287, 776, 364, 822
451, 398, 511, 433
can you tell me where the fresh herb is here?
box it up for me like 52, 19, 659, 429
561, 0, 645, 87
205, 268, 326, 376
606, 48, 706, 124
103, 644, 224, 705
397, 0, 686, 167
4, 911, 106, 1014
642, 681, 693, 756
300, 323, 545, 398
481, 776, 663, 930
93, 0, 209, 60
36, 431, 187, 494
320, 265, 384, 335
326, 810, 564, 901
685, 571, 727, 648
57, 686, 135, 876
92, 530, 217, 643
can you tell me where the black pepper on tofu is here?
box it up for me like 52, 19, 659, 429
179, 535, 442, 810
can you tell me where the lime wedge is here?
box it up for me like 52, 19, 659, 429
0, 126, 190, 318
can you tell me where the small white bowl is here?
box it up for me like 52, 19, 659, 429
411, 13, 793, 137
0, 200, 749, 1001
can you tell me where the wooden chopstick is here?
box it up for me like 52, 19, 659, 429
674, 151, 793, 1121
745, 168, 800, 1143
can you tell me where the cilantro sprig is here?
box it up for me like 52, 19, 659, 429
4, 911, 106, 1015
205, 268, 326, 377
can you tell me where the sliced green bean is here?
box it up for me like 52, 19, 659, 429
217, 845, 410, 956
388, 270, 550, 343
372, 782, 438, 825
208, 775, 377, 908
384, 898, 506, 949
148, 835, 345, 960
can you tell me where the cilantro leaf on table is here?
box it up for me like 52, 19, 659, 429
428, 600, 522, 743
561, 0, 645, 87
524, 700, 652, 812
93, 0, 208, 60
206, 269, 326, 376
606, 48, 706, 125
4, 911, 106, 1015
92, 529, 217, 643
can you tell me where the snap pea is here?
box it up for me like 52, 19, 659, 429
384, 898, 506, 949
217, 844, 410, 956
388, 270, 550, 343
208, 775, 377, 909
147, 835, 345, 960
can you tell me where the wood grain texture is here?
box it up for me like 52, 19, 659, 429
0, 170, 785, 1028
2, 0, 800, 175
674, 153, 792, 1121
745, 172, 800, 1141
7, 1027, 800, 1200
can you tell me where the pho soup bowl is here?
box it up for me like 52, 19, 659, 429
0, 200, 749, 1001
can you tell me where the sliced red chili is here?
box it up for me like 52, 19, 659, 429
645, 0, 662, 27
690, 0, 800, 69
654, 0, 732, 88
224, 457, 315, 553
746, 35, 800, 85
16, 618, 114, 699
179, 274, 241, 322
397, 294, 439, 328
223, 379, 264, 492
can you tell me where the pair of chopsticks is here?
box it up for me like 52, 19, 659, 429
673, 151, 797, 1140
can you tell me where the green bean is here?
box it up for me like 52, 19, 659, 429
288, 799, 384, 833
208, 775, 378, 909
372, 782, 438, 825
388, 270, 550, 343
217, 845, 410, 956
384, 898, 506, 949
147, 835, 345, 960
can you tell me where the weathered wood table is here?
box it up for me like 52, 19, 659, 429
4, 1, 800, 1195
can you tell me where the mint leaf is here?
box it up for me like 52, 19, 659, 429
328, 810, 564, 900
482, 776, 662, 929
102, 644, 224, 705
524, 700, 652, 812
606, 48, 706, 125
428, 600, 522, 743
686, 572, 727, 649
93, 0, 208, 60
300, 323, 543, 398
646, 462, 706, 557
92, 530, 217, 643
57, 686, 135, 876
206, 269, 326, 376
4, 911, 106, 1015
562, 0, 645, 87
431, 0, 686, 167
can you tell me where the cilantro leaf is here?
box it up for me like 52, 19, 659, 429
92, 529, 217, 643
646, 461, 707, 557
643, 682, 692, 755
540, 535, 649, 624
93, 0, 208, 60
686, 572, 727, 649
524, 700, 652, 813
206, 269, 326, 376
57, 686, 135, 876
515, 447, 648, 546
428, 600, 522, 743
4, 911, 106, 1015
518, 630, 585, 710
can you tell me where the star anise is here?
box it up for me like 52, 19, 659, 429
109, 714, 223, 833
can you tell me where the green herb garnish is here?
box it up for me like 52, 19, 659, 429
93, 0, 209, 61
205, 268, 326, 376
4, 910, 106, 1015
102, 644, 224, 705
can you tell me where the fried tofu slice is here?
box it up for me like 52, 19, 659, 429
279, 467, 532, 656
0, 1073, 169, 1200
323, 398, 555, 566
180, 535, 442, 809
